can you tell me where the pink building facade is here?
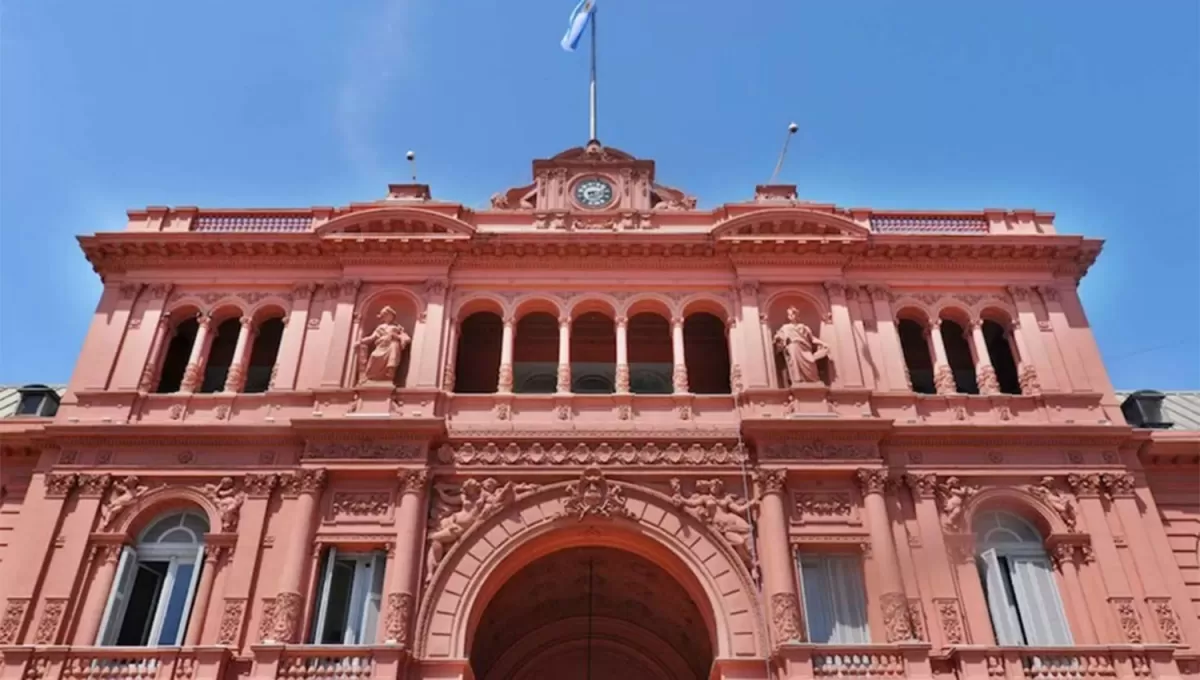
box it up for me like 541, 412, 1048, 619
1, 143, 1198, 680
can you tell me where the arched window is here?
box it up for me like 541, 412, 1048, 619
898, 319, 936, 394
200, 318, 240, 393
940, 319, 978, 394
570, 312, 615, 394
513, 312, 558, 394
628, 313, 672, 394
454, 312, 503, 394
974, 510, 1072, 646
684, 313, 732, 394
98, 511, 209, 647
155, 318, 199, 393
244, 317, 285, 393
983, 320, 1021, 395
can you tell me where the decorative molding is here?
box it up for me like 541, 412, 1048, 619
244, 473, 278, 498
0, 598, 30, 644
331, 492, 391, 518
793, 492, 854, 524
1067, 473, 1102, 498
770, 592, 805, 647
855, 468, 887, 496
881, 591, 915, 642
437, 441, 745, 467
204, 477, 246, 531
1101, 472, 1136, 499
561, 467, 633, 520
904, 473, 937, 498
907, 598, 926, 642
44, 473, 78, 498
398, 469, 429, 495
279, 468, 327, 497
1148, 597, 1183, 644
760, 440, 877, 460
33, 598, 67, 644
384, 592, 415, 645
100, 476, 153, 530
670, 478, 757, 564
303, 441, 422, 460
935, 476, 978, 531
1029, 476, 1078, 532
270, 590, 303, 643
933, 598, 965, 644
1110, 597, 1143, 643
758, 469, 787, 496
217, 598, 247, 645
77, 473, 112, 498
257, 597, 277, 643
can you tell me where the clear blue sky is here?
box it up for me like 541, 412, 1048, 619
1, 1, 1197, 389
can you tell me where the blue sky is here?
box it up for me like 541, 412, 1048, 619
1, 1, 1197, 389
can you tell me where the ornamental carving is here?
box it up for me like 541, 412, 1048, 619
881, 591, 914, 642
355, 306, 411, 385
270, 591, 302, 643
794, 492, 853, 521
280, 469, 327, 496
614, 364, 630, 393
1111, 597, 1143, 643
761, 440, 875, 460
33, 598, 67, 644
670, 478, 758, 564
44, 473, 78, 498
243, 473, 278, 498
217, 598, 246, 645
331, 492, 390, 517
934, 598, 965, 644
303, 440, 422, 460
426, 478, 540, 580
908, 599, 926, 641
497, 363, 513, 392
855, 469, 888, 496
257, 598, 277, 643
384, 592, 414, 645
556, 364, 571, 392
77, 473, 112, 498
90, 542, 124, 565
1067, 473, 1102, 497
561, 466, 633, 522
398, 469, 428, 495
935, 476, 978, 531
770, 593, 804, 646
1030, 476, 1077, 532
0, 598, 29, 644
1018, 363, 1041, 395
672, 365, 689, 392
757, 469, 787, 496
904, 473, 938, 498
100, 476, 151, 529
1101, 472, 1136, 499
774, 307, 831, 386
204, 477, 246, 532
933, 364, 956, 395
976, 365, 1000, 395
438, 441, 744, 467
1148, 597, 1183, 644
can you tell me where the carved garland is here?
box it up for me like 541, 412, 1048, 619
438, 441, 745, 466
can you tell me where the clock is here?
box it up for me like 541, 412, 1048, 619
573, 177, 614, 208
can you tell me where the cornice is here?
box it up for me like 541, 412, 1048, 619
42, 424, 301, 448
885, 423, 1133, 447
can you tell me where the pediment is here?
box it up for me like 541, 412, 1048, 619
712, 208, 870, 240
315, 207, 476, 237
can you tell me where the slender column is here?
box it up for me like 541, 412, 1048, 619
1005, 287, 1054, 393
383, 470, 429, 645
1067, 474, 1134, 643
557, 316, 571, 393
320, 279, 361, 387
269, 469, 326, 643
614, 316, 630, 393
184, 545, 224, 645
222, 317, 254, 392
1050, 543, 1099, 644
670, 316, 689, 393
904, 474, 972, 647
756, 470, 805, 646
927, 320, 956, 395
413, 280, 449, 387
74, 542, 126, 644
968, 319, 998, 395
442, 318, 459, 392
1036, 285, 1089, 391
136, 315, 173, 392
497, 316, 515, 393
272, 282, 316, 391
824, 283, 864, 387
867, 285, 910, 391
179, 314, 213, 393
856, 470, 913, 641
725, 317, 743, 392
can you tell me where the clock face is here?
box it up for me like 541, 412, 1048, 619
573, 178, 614, 208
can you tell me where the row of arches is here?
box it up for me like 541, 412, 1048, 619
155, 309, 286, 394
897, 310, 1023, 396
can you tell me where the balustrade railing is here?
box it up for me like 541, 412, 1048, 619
8, 648, 217, 680
812, 647, 907, 677
953, 646, 1174, 680
275, 647, 376, 680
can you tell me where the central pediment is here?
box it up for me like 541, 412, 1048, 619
490, 140, 696, 213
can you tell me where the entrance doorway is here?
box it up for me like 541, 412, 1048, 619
469, 546, 712, 680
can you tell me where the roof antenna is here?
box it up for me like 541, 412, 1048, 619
767, 122, 799, 185
406, 150, 417, 182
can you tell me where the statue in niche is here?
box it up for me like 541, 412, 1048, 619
355, 306, 411, 385
671, 478, 759, 564
774, 306, 830, 385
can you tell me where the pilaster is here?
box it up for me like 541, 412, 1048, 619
272, 282, 316, 391
320, 279, 362, 387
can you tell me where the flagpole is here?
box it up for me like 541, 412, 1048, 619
589, 5, 598, 142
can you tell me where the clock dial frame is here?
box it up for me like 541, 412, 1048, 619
572, 177, 615, 209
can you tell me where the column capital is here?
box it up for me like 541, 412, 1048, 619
44, 472, 79, 498
280, 468, 327, 497
244, 473, 279, 498
197, 313, 213, 330
239, 316, 252, 329
614, 315, 628, 328
756, 469, 788, 496
398, 469, 429, 496
855, 468, 888, 496
867, 284, 891, 302
291, 282, 318, 300
1066, 473, 1103, 497
969, 318, 984, 331
1101, 472, 1136, 498
1005, 285, 1033, 301
338, 278, 362, 297
823, 281, 847, 300
558, 316, 571, 329
904, 473, 938, 498
670, 316, 685, 328
502, 315, 516, 328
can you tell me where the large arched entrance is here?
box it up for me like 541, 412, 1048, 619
471, 547, 711, 680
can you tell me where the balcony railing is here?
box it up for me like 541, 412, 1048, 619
950, 646, 1178, 680
2, 647, 228, 680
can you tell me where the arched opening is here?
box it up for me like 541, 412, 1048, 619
199, 318, 240, 393
898, 318, 936, 394
627, 313, 672, 394
939, 319, 978, 394
455, 312, 503, 393
974, 510, 1072, 647
683, 313, 731, 394
982, 320, 1021, 395
571, 312, 616, 394
469, 547, 711, 680
514, 312, 558, 394
244, 317, 284, 393
155, 317, 198, 393
97, 510, 210, 647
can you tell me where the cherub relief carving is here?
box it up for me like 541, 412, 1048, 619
774, 306, 830, 385
425, 478, 538, 580
356, 306, 411, 384
670, 478, 759, 564
935, 476, 978, 531
1030, 476, 1077, 533
100, 476, 151, 529
204, 477, 246, 532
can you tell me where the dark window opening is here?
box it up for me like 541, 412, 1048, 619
898, 320, 936, 394
200, 319, 240, 393
570, 312, 615, 395
244, 318, 285, 393
156, 318, 199, 393
983, 320, 1021, 395
454, 312, 503, 394
513, 312, 558, 394
940, 320, 978, 395
628, 313, 672, 394
684, 313, 731, 394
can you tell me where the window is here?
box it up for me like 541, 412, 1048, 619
97, 512, 209, 646
974, 510, 1072, 646
797, 554, 869, 644
311, 548, 386, 645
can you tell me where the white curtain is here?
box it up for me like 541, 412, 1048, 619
1009, 556, 1073, 646
798, 554, 869, 644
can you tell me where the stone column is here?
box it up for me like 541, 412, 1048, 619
904, 474, 971, 648
184, 545, 225, 645
967, 319, 999, 395
320, 279, 361, 387
136, 315, 174, 392
670, 316, 689, 393
614, 316, 630, 393
272, 282, 316, 391
1049, 543, 1099, 644
824, 283, 864, 387
856, 470, 914, 642
867, 285, 910, 391
927, 320, 956, 395
74, 542, 127, 644
180, 314, 213, 393
1005, 286, 1058, 393
268, 469, 326, 643
756, 470, 805, 646
383, 470, 429, 645
497, 316, 515, 393
1036, 286, 1089, 391
1067, 474, 1135, 643
557, 316, 572, 393
223, 317, 254, 392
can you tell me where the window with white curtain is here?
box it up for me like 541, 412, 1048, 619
974, 510, 1073, 646
97, 512, 209, 647
796, 553, 869, 644
310, 548, 386, 645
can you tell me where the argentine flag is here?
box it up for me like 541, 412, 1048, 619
560, 0, 596, 52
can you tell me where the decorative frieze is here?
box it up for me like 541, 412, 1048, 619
44, 473, 78, 498
880, 591, 914, 642
279, 469, 327, 497
331, 492, 391, 518
793, 492, 854, 524
0, 598, 30, 644
303, 441, 422, 460
770, 592, 805, 647
933, 598, 966, 644
33, 598, 67, 644
562, 466, 633, 521
437, 441, 744, 466
1110, 597, 1143, 643
217, 598, 247, 645
760, 440, 876, 460
1148, 597, 1184, 644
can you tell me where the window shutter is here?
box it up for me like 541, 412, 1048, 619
359, 552, 386, 645
96, 546, 137, 645
311, 547, 337, 644
1009, 556, 1073, 646
979, 549, 1024, 645
168, 544, 207, 646
798, 555, 835, 643
828, 555, 869, 644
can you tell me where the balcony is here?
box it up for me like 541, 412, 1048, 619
0, 647, 232, 680
250, 645, 407, 680
947, 646, 1180, 680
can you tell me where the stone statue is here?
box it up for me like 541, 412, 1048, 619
424, 478, 538, 580
1032, 476, 1077, 532
204, 476, 246, 532
671, 478, 758, 564
356, 306, 411, 385
936, 476, 977, 531
774, 306, 830, 385
101, 476, 149, 529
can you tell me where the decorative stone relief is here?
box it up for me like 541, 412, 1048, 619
1018, 363, 1041, 395
1148, 597, 1183, 644
0, 598, 30, 644
1067, 473, 1102, 497
561, 466, 633, 521
426, 478, 540, 579
935, 476, 978, 531
244, 473, 278, 498
257, 598, 277, 643
770, 593, 805, 646
271, 591, 303, 643
855, 469, 888, 496
279, 469, 327, 496
217, 598, 247, 645
438, 441, 744, 467
793, 492, 854, 523
100, 476, 152, 529
758, 469, 788, 496
933, 364, 956, 395
760, 440, 876, 460
670, 478, 757, 564
976, 364, 1000, 395
384, 592, 414, 645
1029, 476, 1077, 532
907, 598, 926, 641
398, 469, 429, 495
44, 473, 79, 498
934, 598, 966, 644
78, 473, 112, 498
33, 598, 67, 644
331, 492, 390, 518
881, 591, 915, 642
204, 477, 246, 532
1110, 597, 1143, 643
1101, 472, 1136, 499
904, 473, 938, 498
